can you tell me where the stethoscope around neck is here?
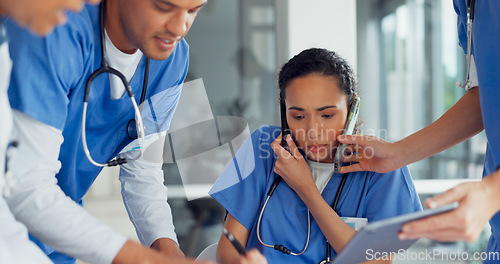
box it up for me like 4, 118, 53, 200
256, 98, 350, 263
256, 173, 348, 264
82, 1, 151, 167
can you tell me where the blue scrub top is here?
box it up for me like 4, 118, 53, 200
5, 3, 188, 262
210, 126, 422, 263
454, 1, 500, 261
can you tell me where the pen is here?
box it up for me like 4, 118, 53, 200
223, 228, 247, 255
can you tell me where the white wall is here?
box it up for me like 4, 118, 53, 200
286, 0, 357, 69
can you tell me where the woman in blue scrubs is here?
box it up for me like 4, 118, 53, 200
210, 48, 422, 264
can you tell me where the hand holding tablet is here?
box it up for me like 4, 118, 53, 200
331, 202, 458, 264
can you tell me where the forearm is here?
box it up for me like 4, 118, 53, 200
10, 182, 128, 263
150, 237, 184, 257
8, 110, 127, 263
216, 214, 249, 264
217, 235, 242, 264
119, 134, 178, 248
113, 240, 186, 264
113, 241, 151, 264
120, 169, 177, 247
0, 197, 52, 264
120, 182, 177, 247
297, 187, 356, 253
396, 88, 483, 166
482, 168, 500, 213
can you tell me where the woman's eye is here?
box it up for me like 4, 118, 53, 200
188, 8, 201, 14
292, 115, 304, 120
157, 6, 172, 12
322, 114, 334, 119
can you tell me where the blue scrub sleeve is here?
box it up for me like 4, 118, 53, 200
453, 0, 500, 172
210, 126, 278, 231
454, 0, 468, 54
364, 166, 422, 222
5, 17, 86, 130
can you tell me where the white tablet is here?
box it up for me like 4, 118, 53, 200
331, 202, 459, 264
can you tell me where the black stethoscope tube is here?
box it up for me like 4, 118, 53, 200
467, 0, 475, 20
323, 172, 348, 263
82, 1, 150, 167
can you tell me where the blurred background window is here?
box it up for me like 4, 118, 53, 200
357, 0, 488, 262
357, 0, 486, 182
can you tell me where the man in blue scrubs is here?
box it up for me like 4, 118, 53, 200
337, 0, 500, 262
3, 0, 227, 263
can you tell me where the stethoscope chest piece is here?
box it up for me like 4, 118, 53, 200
318, 260, 331, 264
127, 119, 138, 140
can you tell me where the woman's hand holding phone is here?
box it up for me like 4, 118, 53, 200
271, 133, 317, 198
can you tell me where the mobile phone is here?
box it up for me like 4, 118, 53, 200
334, 96, 361, 173
223, 228, 247, 255
280, 102, 292, 152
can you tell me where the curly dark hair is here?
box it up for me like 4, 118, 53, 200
278, 48, 358, 104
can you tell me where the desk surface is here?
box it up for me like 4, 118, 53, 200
167, 184, 213, 200
166, 179, 482, 200
413, 179, 480, 195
